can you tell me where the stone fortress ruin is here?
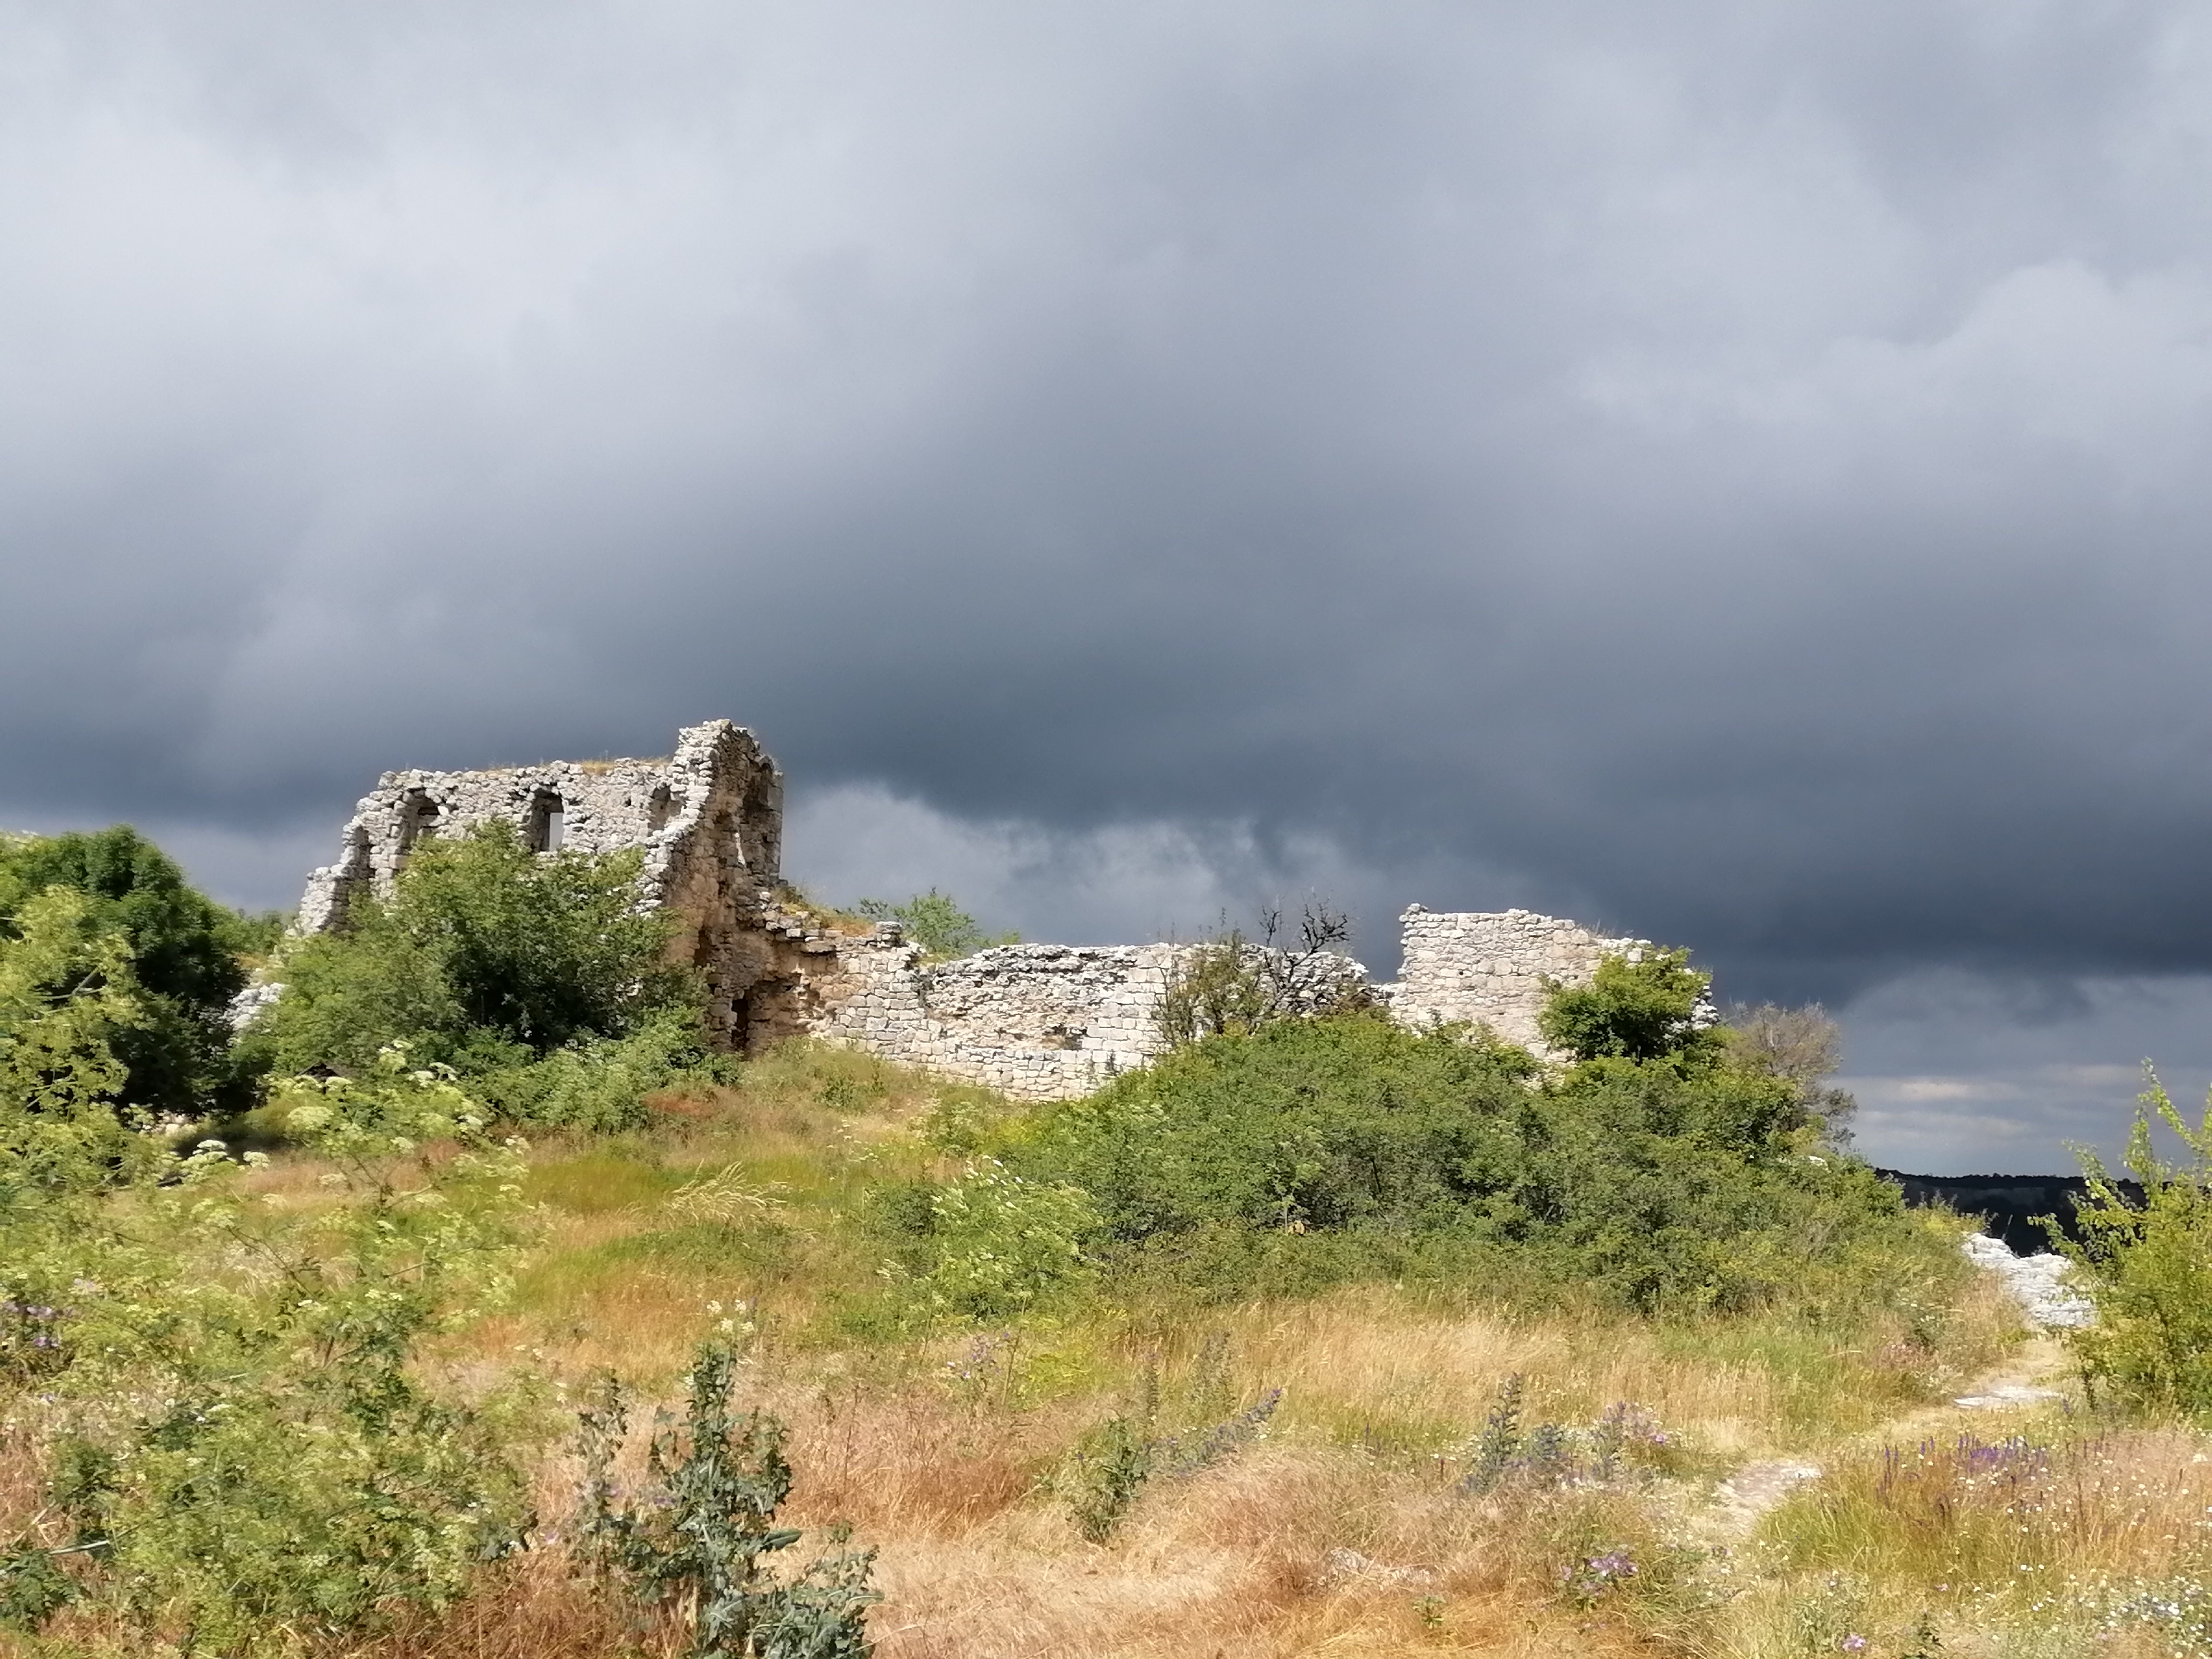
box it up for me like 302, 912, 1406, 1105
288, 719, 1658, 1099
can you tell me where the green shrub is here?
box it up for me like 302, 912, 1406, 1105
243, 821, 688, 1075
1153, 903, 1369, 1050
854, 888, 1015, 961
576, 1342, 879, 1658
2064, 1070, 2212, 1417
0, 1046, 532, 1653
878, 1158, 1101, 1326
1012, 999, 1930, 1315
0, 884, 164, 1195
1537, 947, 1719, 1065
1024, 1014, 1536, 1242
240, 823, 731, 1129
0, 825, 263, 1117
472, 1006, 739, 1131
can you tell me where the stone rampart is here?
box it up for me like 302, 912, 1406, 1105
280, 718, 1666, 1094
810, 939, 1189, 1101
1384, 905, 1650, 1054
760, 921, 1368, 1101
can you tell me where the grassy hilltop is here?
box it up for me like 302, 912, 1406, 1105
3, 826, 2211, 1657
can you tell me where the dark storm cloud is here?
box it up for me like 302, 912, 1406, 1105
7, 1, 2212, 1164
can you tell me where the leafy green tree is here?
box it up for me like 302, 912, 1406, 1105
0, 826, 260, 1117
1538, 949, 1719, 1065
245, 821, 689, 1076
855, 889, 1015, 961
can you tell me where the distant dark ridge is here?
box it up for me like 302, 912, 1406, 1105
1878, 1170, 2145, 1256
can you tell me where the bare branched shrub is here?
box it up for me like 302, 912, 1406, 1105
1727, 1002, 1841, 1088
1725, 1000, 1858, 1143
1154, 903, 1371, 1049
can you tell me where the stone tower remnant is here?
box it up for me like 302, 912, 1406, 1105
285, 719, 1670, 1094
294, 719, 790, 1047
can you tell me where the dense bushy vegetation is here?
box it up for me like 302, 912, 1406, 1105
240, 823, 730, 1129
0, 879, 531, 1650
1151, 902, 1372, 1048
18, 817, 2212, 1655
0, 824, 880, 1654
0, 827, 270, 1118
970, 951, 1931, 1315
2064, 1071, 2212, 1418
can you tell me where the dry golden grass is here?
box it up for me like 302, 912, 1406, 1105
1767, 1416, 2212, 1591
12, 1047, 2192, 1659
1198, 1270, 2022, 1471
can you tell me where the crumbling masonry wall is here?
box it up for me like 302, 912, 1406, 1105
294, 720, 787, 1046
781, 905, 1631, 1093
1383, 905, 1652, 1054
746, 914, 1374, 1101
286, 718, 1660, 1092
786, 933, 1192, 1101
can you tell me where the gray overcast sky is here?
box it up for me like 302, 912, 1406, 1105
6, 0, 2212, 1172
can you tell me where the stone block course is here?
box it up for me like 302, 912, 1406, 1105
1380, 905, 1650, 1055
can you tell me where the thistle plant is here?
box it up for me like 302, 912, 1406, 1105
575, 1342, 880, 1658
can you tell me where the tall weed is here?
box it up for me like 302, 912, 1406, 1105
2066, 1069, 2212, 1418
575, 1342, 879, 1657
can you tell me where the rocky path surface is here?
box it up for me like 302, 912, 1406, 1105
1697, 1234, 2089, 1542
1960, 1232, 2095, 1330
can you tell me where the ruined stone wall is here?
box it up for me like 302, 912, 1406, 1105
292, 720, 784, 1045
792, 906, 1646, 1096
282, 717, 1670, 1092
804, 939, 1192, 1101
787, 932, 1380, 1100
1384, 906, 1651, 1054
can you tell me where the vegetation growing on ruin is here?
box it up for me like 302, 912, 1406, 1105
854, 888, 1017, 961
1151, 901, 1372, 1048
15, 823, 2212, 1654
236, 823, 732, 1130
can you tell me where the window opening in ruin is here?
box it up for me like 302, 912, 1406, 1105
396, 792, 442, 854
646, 785, 674, 834
739, 769, 778, 874
527, 791, 565, 853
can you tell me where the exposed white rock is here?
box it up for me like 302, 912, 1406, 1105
1953, 1382, 2064, 1409
1962, 1232, 2095, 1330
